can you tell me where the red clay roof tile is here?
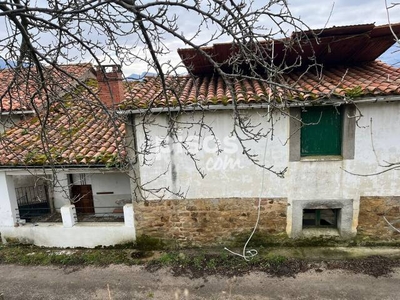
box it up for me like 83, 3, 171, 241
0, 83, 126, 166
0, 64, 93, 112
120, 61, 400, 110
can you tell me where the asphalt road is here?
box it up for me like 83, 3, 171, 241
1, 264, 400, 300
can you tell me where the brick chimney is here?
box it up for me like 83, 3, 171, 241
95, 65, 124, 107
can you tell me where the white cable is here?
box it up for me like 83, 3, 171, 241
224, 128, 269, 261
225, 41, 274, 261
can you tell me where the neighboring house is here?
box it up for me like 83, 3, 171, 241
0, 65, 135, 247
1, 23, 400, 248
0, 64, 94, 132
0, 64, 101, 225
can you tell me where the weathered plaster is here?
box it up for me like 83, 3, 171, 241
0, 223, 135, 248
0, 172, 19, 227
134, 101, 400, 239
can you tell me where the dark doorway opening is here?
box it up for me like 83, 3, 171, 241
71, 184, 95, 214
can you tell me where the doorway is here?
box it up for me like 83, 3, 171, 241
71, 185, 94, 214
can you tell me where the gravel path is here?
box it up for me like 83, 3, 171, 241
1, 264, 400, 299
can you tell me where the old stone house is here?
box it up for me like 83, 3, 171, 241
0, 23, 400, 247
121, 23, 400, 245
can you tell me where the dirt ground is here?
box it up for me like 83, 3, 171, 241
2, 246, 400, 299
1, 264, 400, 300
146, 254, 400, 278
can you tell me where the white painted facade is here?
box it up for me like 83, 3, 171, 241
0, 222, 135, 248
0, 169, 134, 248
0, 173, 19, 227
0, 100, 399, 246
0, 170, 132, 215
69, 172, 131, 213
134, 101, 400, 236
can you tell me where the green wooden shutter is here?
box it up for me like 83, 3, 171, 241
300, 106, 342, 156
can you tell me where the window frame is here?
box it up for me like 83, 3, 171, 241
289, 105, 356, 161
302, 208, 339, 229
290, 198, 354, 238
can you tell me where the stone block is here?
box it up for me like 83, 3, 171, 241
134, 197, 287, 246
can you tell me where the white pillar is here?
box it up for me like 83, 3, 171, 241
123, 204, 135, 228
61, 204, 77, 228
53, 172, 71, 210
0, 172, 19, 227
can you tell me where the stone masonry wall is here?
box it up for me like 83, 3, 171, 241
134, 198, 287, 246
358, 196, 400, 239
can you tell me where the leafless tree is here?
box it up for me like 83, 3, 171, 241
344, 1, 400, 178
0, 0, 319, 200
386, 0, 400, 44
341, 1, 400, 236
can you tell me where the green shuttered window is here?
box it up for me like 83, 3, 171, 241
300, 106, 342, 157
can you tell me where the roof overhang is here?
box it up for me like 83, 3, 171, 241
178, 23, 400, 75
0, 110, 35, 115
118, 95, 400, 115
0, 165, 123, 175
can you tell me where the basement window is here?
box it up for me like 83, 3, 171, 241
302, 209, 338, 228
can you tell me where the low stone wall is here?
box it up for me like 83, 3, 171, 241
0, 223, 135, 248
134, 198, 287, 246
358, 196, 400, 239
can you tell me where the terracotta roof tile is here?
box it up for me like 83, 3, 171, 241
120, 61, 400, 109
0, 87, 126, 166
2, 60, 399, 167
0, 64, 93, 112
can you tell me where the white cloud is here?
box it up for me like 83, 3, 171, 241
1, 0, 399, 74
126, 1, 400, 74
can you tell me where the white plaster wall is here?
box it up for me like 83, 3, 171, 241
71, 173, 92, 185
57, 172, 131, 213
136, 102, 400, 202
90, 173, 131, 213
0, 173, 19, 226
0, 223, 135, 248
135, 103, 400, 236
136, 114, 173, 197
136, 109, 289, 199
53, 172, 70, 209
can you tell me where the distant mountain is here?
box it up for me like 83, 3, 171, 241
0, 59, 9, 69
378, 44, 399, 66
127, 72, 156, 81
0, 59, 27, 69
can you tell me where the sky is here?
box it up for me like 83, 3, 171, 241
289, 0, 397, 28
0, 1, 399, 74
124, 0, 400, 75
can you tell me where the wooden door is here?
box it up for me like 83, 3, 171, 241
71, 185, 94, 214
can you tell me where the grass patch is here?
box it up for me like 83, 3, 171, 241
134, 235, 166, 251
145, 249, 289, 277
0, 244, 135, 266
3, 242, 400, 278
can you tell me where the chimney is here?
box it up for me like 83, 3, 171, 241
95, 65, 124, 107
